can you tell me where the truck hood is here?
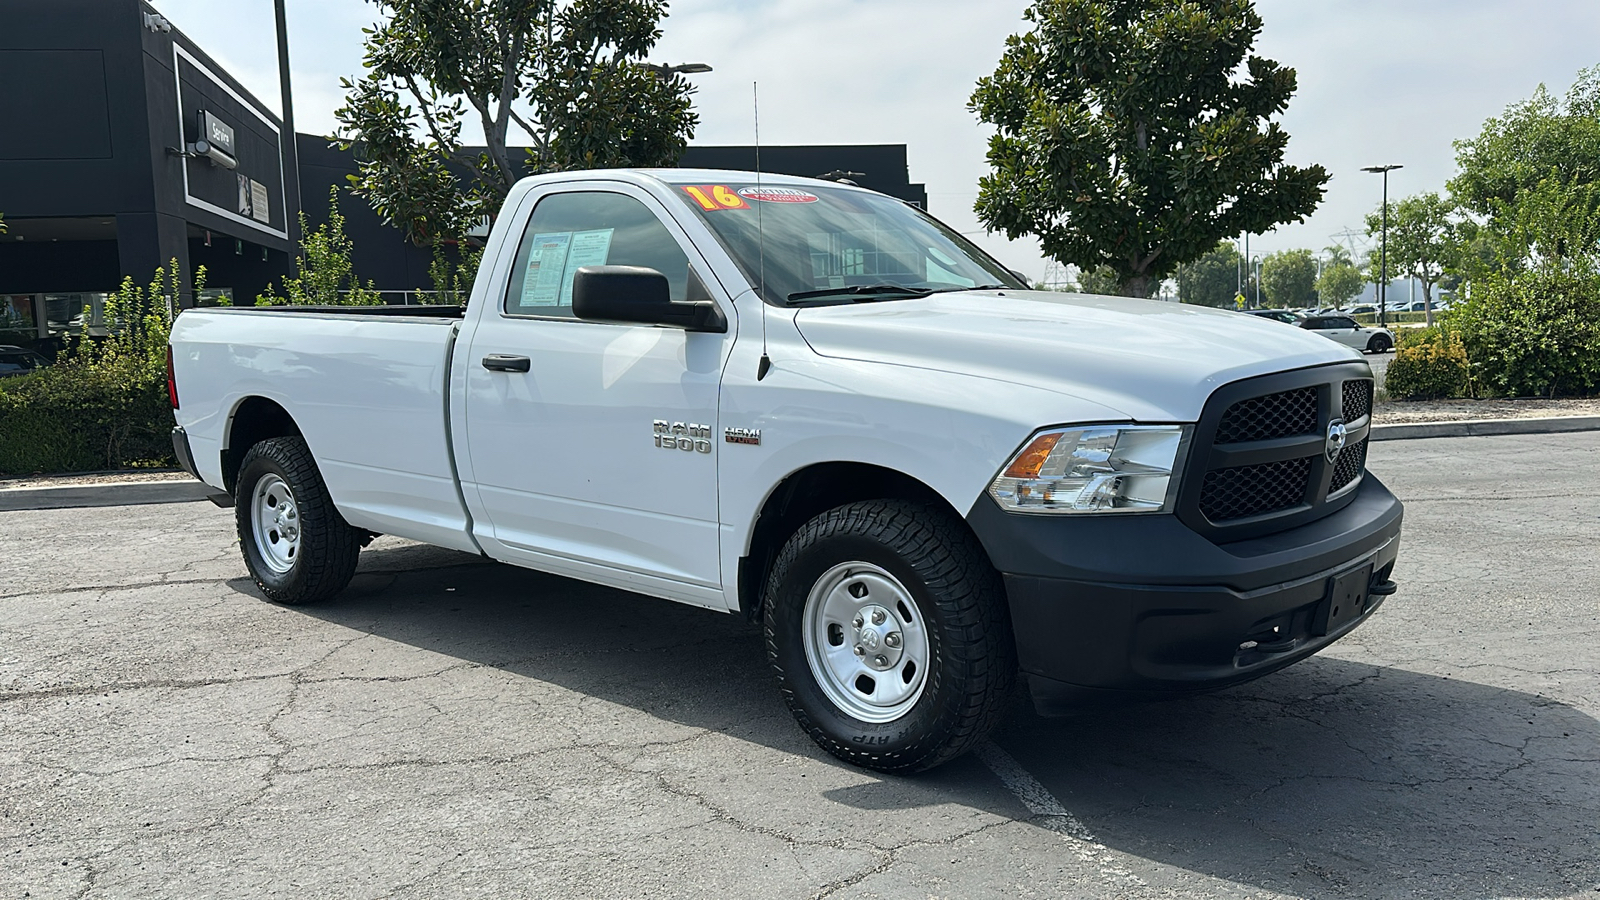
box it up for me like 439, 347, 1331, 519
792, 290, 1361, 422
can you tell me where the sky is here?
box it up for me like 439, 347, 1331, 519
148, 0, 1600, 284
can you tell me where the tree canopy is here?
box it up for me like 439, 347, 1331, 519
1314, 253, 1363, 310
335, 0, 698, 246
1450, 64, 1600, 269
1365, 191, 1453, 320
1259, 248, 1317, 308
969, 0, 1329, 298
1175, 242, 1242, 307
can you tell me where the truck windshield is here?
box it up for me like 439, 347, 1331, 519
671, 182, 1024, 304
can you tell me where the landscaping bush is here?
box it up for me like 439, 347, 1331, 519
0, 355, 172, 476
1384, 327, 1473, 400
1453, 266, 1600, 397
0, 265, 179, 477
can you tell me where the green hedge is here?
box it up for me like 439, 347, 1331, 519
0, 266, 179, 477
1454, 267, 1600, 398
0, 355, 174, 477
1383, 327, 1473, 400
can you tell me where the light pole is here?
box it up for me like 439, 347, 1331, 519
639, 62, 714, 76
1251, 254, 1262, 308
275, 0, 300, 253
1362, 164, 1403, 328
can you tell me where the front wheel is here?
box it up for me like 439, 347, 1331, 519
235, 436, 362, 605
763, 500, 1015, 773
1367, 333, 1393, 353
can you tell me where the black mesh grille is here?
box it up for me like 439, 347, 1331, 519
1342, 379, 1373, 422
1214, 387, 1318, 444
1329, 437, 1369, 493
1199, 456, 1314, 522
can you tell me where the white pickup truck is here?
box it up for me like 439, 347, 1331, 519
169, 169, 1403, 772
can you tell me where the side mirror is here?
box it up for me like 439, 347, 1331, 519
572, 265, 727, 333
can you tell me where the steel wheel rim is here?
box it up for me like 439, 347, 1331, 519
251, 473, 301, 575
801, 561, 930, 724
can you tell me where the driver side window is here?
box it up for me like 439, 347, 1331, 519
503, 191, 691, 318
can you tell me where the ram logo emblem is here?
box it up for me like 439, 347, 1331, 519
653, 420, 712, 454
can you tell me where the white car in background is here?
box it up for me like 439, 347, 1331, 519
1299, 313, 1394, 353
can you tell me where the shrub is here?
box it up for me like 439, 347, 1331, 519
0, 265, 180, 476
1384, 327, 1473, 400
1453, 266, 1600, 397
256, 187, 382, 306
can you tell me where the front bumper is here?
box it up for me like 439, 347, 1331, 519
966, 475, 1404, 714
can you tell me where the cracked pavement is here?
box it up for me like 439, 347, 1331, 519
2, 431, 1597, 899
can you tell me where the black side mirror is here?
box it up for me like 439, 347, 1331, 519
572, 266, 727, 333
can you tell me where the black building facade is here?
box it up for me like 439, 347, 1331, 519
1, 0, 300, 350
1, 0, 929, 352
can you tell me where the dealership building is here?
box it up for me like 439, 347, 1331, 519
0, 0, 928, 354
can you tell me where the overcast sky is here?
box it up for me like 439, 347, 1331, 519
150, 0, 1600, 282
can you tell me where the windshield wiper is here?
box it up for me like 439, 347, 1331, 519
786, 284, 935, 305
924, 284, 1009, 294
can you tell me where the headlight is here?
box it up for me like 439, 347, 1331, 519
988, 425, 1189, 514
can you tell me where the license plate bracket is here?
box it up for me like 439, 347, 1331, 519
1313, 563, 1372, 636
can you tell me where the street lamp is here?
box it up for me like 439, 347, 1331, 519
639, 62, 714, 76
1362, 164, 1403, 328
1251, 254, 1262, 308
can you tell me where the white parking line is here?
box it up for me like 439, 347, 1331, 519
976, 739, 1146, 885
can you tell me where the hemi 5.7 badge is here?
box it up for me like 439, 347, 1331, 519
724, 427, 761, 446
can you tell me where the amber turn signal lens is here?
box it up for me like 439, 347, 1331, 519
1002, 432, 1063, 479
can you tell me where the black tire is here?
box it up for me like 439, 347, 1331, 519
763, 500, 1015, 773
234, 436, 361, 605
1367, 333, 1393, 353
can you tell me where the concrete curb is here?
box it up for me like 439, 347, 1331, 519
0, 479, 215, 512
1371, 415, 1600, 442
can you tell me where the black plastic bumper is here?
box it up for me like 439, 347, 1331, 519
966, 476, 1404, 714
171, 426, 199, 480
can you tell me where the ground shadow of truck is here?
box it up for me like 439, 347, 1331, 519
240, 539, 1599, 900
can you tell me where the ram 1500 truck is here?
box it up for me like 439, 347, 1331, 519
169, 169, 1403, 773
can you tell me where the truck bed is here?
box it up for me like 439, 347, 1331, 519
170, 306, 477, 553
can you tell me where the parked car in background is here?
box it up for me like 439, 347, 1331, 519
1348, 305, 1378, 316
0, 345, 48, 377
1244, 309, 1301, 324
1300, 315, 1393, 353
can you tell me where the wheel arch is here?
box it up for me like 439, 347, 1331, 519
222, 396, 303, 493
736, 461, 976, 621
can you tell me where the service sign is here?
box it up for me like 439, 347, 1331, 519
199, 110, 235, 158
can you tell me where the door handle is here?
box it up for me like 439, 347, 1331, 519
482, 354, 531, 373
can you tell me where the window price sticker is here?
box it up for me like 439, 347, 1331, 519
682, 185, 750, 211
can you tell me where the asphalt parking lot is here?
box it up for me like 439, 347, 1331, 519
3, 432, 1597, 899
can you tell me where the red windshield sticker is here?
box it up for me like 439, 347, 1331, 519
682, 185, 750, 211
737, 186, 819, 204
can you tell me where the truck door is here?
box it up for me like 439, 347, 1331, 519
460, 185, 735, 605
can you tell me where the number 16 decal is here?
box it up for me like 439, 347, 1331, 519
682, 185, 750, 211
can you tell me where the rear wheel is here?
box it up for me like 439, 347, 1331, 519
1367, 333, 1393, 353
763, 500, 1015, 773
235, 436, 361, 604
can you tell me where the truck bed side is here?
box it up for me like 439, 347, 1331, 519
171, 307, 477, 553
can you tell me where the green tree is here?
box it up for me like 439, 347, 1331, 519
1071, 266, 1126, 296
257, 187, 383, 306
1175, 242, 1243, 307
1366, 191, 1454, 324
1315, 258, 1363, 309
1259, 249, 1317, 308
969, 0, 1329, 298
334, 0, 699, 247
1450, 65, 1600, 269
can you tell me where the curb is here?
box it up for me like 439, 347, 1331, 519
1371, 415, 1600, 442
0, 479, 216, 512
